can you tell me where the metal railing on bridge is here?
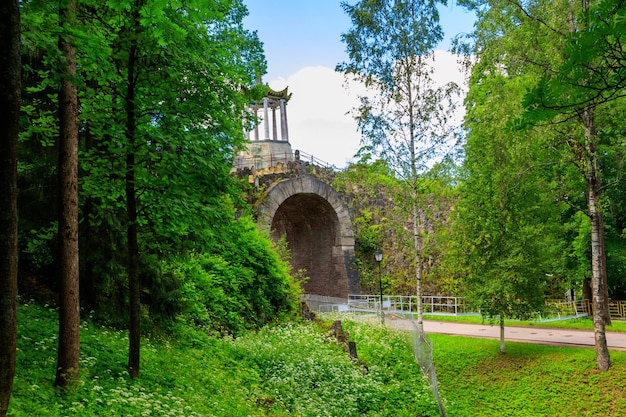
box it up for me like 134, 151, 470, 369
538, 299, 590, 321
308, 294, 474, 316
302, 294, 349, 312
233, 149, 332, 170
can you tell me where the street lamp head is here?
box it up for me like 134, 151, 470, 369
374, 248, 383, 263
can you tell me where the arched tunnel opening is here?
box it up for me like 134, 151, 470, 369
270, 193, 348, 298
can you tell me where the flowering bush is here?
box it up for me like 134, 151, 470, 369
231, 321, 439, 416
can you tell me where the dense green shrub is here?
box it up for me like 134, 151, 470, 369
161, 216, 300, 335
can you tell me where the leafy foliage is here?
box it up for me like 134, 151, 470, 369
337, 0, 460, 180
333, 160, 457, 296
453, 71, 557, 323
522, 0, 626, 118
455, 0, 626, 367
459, 1, 623, 324
16, 0, 296, 340
159, 215, 299, 336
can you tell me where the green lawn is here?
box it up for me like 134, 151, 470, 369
421, 313, 626, 332
430, 334, 626, 416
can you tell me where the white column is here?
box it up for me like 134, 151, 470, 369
253, 106, 259, 140
272, 106, 278, 140
244, 108, 250, 140
280, 99, 289, 141
263, 98, 270, 140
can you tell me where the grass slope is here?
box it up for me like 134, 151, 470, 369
430, 334, 626, 416
9, 302, 438, 416
9, 302, 626, 416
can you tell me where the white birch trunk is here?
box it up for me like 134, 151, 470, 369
499, 317, 506, 354
583, 106, 611, 371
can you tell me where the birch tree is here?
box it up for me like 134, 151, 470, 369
337, 0, 460, 333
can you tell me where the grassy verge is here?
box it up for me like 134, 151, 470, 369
420, 313, 626, 332
430, 334, 626, 416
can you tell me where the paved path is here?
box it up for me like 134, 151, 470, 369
387, 318, 626, 350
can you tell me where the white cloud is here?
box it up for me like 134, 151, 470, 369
267, 51, 468, 169
268, 66, 361, 168
431, 50, 469, 89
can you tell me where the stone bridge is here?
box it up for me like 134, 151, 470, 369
235, 149, 360, 298
256, 173, 360, 298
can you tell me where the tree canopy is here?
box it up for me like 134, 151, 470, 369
17, 0, 297, 382
454, 0, 626, 367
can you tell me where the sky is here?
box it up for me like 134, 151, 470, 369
243, 1, 476, 168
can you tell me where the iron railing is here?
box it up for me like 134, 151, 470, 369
233, 148, 332, 170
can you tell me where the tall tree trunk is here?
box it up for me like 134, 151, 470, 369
79, 126, 97, 311
79, 198, 97, 310
125, 0, 142, 379
0, 1, 20, 414
497, 176, 507, 356
55, 0, 81, 389
413, 196, 425, 336
407, 75, 425, 338
499, 316, 506, 354
126, 150, 140, 379
583, 106, 611, 372
582, 276, 592, 304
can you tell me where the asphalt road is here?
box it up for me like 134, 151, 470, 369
387, 318, 626, 350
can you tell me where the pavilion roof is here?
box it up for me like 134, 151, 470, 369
266, 86, 291, 101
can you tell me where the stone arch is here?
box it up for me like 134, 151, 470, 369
256, 175, 360, 298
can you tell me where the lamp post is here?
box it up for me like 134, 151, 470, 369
374, 248, 384, 324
